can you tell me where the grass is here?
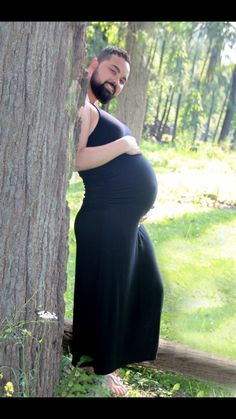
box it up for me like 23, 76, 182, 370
62, 141, 236, 397
147, 210, 236, 359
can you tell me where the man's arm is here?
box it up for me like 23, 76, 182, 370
74, 102, 140, 172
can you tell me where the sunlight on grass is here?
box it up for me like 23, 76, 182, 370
157, 168, 236, 203
145, 208, 236, 360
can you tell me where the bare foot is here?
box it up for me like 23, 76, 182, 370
83, 366, 94, 374
82, 367, 128, 396
106, 374, 128, 396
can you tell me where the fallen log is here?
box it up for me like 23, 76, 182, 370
141, 340, 236, 388
63, 318, 236, 388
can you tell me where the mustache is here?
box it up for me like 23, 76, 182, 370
103, 82, 116, 95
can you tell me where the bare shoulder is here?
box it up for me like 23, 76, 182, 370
76, 101, 99, 150
88, 103, 99, 135
78, 100, 92, 118
78, 101, 99, 126
88, 101, 99, 116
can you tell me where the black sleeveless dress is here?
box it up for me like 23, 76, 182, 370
72, 107, 163, 375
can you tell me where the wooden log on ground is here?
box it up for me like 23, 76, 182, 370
142, 339, 236, 388
63, 318, 236, 388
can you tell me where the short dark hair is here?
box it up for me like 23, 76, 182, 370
97, 46, 130, 65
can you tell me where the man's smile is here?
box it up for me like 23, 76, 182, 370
104, 82, 115, 94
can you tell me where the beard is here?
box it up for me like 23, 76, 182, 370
90, 70, 116, 104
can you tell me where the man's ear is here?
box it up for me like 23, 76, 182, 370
89, 57, 99, 71
87, 57, 98, 79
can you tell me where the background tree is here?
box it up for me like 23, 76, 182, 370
0, 21, 86, 397
218, 64, 236, 143
115, 22, 158, 142
85, 22, 236, 148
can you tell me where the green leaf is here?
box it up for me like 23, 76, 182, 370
196, 390, 205, 397
172, 383, 180, 392
76, 354, 94, 367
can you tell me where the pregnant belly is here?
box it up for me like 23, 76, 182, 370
116, 154, 157, 213
81, 154, 158, 216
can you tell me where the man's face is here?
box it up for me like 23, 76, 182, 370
89, 54, 130, 104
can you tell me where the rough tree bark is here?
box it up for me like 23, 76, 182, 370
0, 22, 86, 397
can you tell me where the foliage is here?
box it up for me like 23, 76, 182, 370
55, 356, 113, 397
0, 303, 58, 397
85, 22, 236, 146
55, 357, 234, 398
0, 373, 14, 398
119, 366, 234, 397
86, 22, 127, 63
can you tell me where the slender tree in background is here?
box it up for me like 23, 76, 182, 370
212, 85, 230, 143
0, 22, 86, 397
218, 64, 236, 143
115, 22, 157, 142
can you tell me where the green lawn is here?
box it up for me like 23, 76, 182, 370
146, 209, 236, 360
63, 142, 236, 397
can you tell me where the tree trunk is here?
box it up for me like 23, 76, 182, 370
157, 89, 173, 141
159, 90, 174, 141
0, 21, 86, 397
218, 65, 236, 143
212, 85, 229, 143
232, 129, 236, 150
172, 92, 182, 141
199, 40, 212, 81
115, 22, 154, 142
190, 43, 199, 79
157, 38, 166, 79
192, 111, 199, 144
202, 89, 215, 142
